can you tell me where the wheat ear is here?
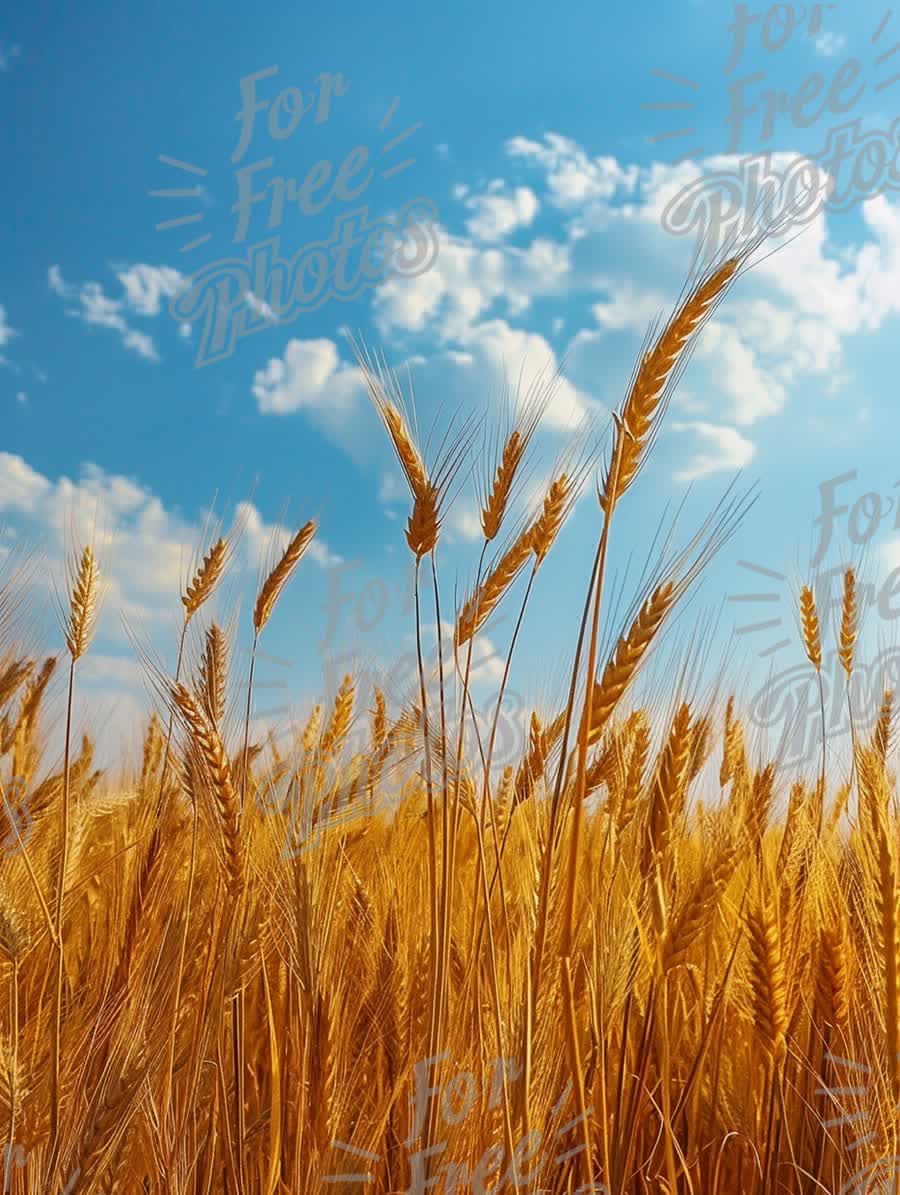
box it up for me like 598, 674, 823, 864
586, 582, 676, 744
64, 545, 99, 660
182, 537, 227, 621
746, 882, 789, 1069
600, 257, 739, 511
455, 527, 535, 648
799, 585, 822, 673
839, 567, 857, 677
198, 622, 228, 729
253, 519, 317, 634
171, 682, 243, 898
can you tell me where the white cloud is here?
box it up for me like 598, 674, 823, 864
251, 338, 365, 418
814, 31, 847, 57
693, 321, 787, 426
589, 284, 671, 333
244, 291, 276, 322
506, 133, 639, 210
448, 502, 484, 543
0, 452, 341, 636
373, 221, 572, 341
47, 263, 185, 362
449, 319, 596, 431
462, 181, 540, 242
0, 304, 15, 348
0, 42, 20, 72
670, 422, 756, 482
378, 471, 407, 505
0, 451, 348, 765
540, 149, 900, 427
247, 138, 900, 491
114, 264, 184, 316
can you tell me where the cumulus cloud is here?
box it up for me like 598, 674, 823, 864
459, 180, 540, 242
373, 220, 572, 340
0, 452, 340, 632
251, 337, 365, 420
506, 133, 639, 210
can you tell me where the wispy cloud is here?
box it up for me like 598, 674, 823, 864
671, 422, 755, 482
0, 41, 21, 72
814, 31, 847, 57
47, 263, 184, 361
0, 304, 17, 363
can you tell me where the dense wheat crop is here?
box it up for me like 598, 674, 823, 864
1, 237, 898, 1194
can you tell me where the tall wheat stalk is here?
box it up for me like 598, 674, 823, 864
50, 543, 99, 1160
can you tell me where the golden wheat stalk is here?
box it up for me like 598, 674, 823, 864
455, 527, 535, 648
479, 370, 551, 542
874, 688, 894, 763
645, 703, 693, 869
482, 430, 524, 543
799, 585, 822, 673
838, 567, 857, 677
170, 682, 243, 898
182, 537, 227, 622
64, 545, 99, 661
600, 256, 739, 512
382, 401, 429, 500
586, 582, 675, 745
663, 839, 738, 971
872, 786, 900, 1103
320, 675, 355, 760
254, 519, 317, 634
817, 917, 851, 1032
530, 474, 571, 566
197, 622, 228, 730
301, 704, 322, 753
746, 883, 789, 1068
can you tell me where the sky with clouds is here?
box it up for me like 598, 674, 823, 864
4, 0, 900, 767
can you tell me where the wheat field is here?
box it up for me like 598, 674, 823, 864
1, 236, 898, 1195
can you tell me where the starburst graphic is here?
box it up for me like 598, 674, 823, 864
642, 69, 705, 165
643, 9, 900, 165
841, 1155, 900, 1193
377, 98, 423, 180
727, 559, 791, 659
149, 156, 212, 254
817, 1049, 900, 1192
818, 1051, 882, 1151
874, 11, 900, 96
324, 1141, 381, 1184
149, 95, 423, 255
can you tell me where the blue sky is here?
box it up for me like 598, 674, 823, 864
4, 0, 900, 771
